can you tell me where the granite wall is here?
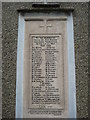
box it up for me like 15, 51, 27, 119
0, 1, 2, 120
2, 2, 88, 118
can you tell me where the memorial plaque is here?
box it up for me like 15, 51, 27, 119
23, 14, 69, 118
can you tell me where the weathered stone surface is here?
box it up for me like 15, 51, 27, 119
22, 16, 68, 118
2, 2, 88, 118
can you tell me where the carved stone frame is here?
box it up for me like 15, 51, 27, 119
16, 9, 76, 118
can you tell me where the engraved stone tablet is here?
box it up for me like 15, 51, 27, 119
29, 35, 64, 116
22, 14, 69, 118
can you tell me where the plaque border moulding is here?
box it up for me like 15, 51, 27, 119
16, 10, 76, 118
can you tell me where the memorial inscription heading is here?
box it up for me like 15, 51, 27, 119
28, 35, 64, 116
